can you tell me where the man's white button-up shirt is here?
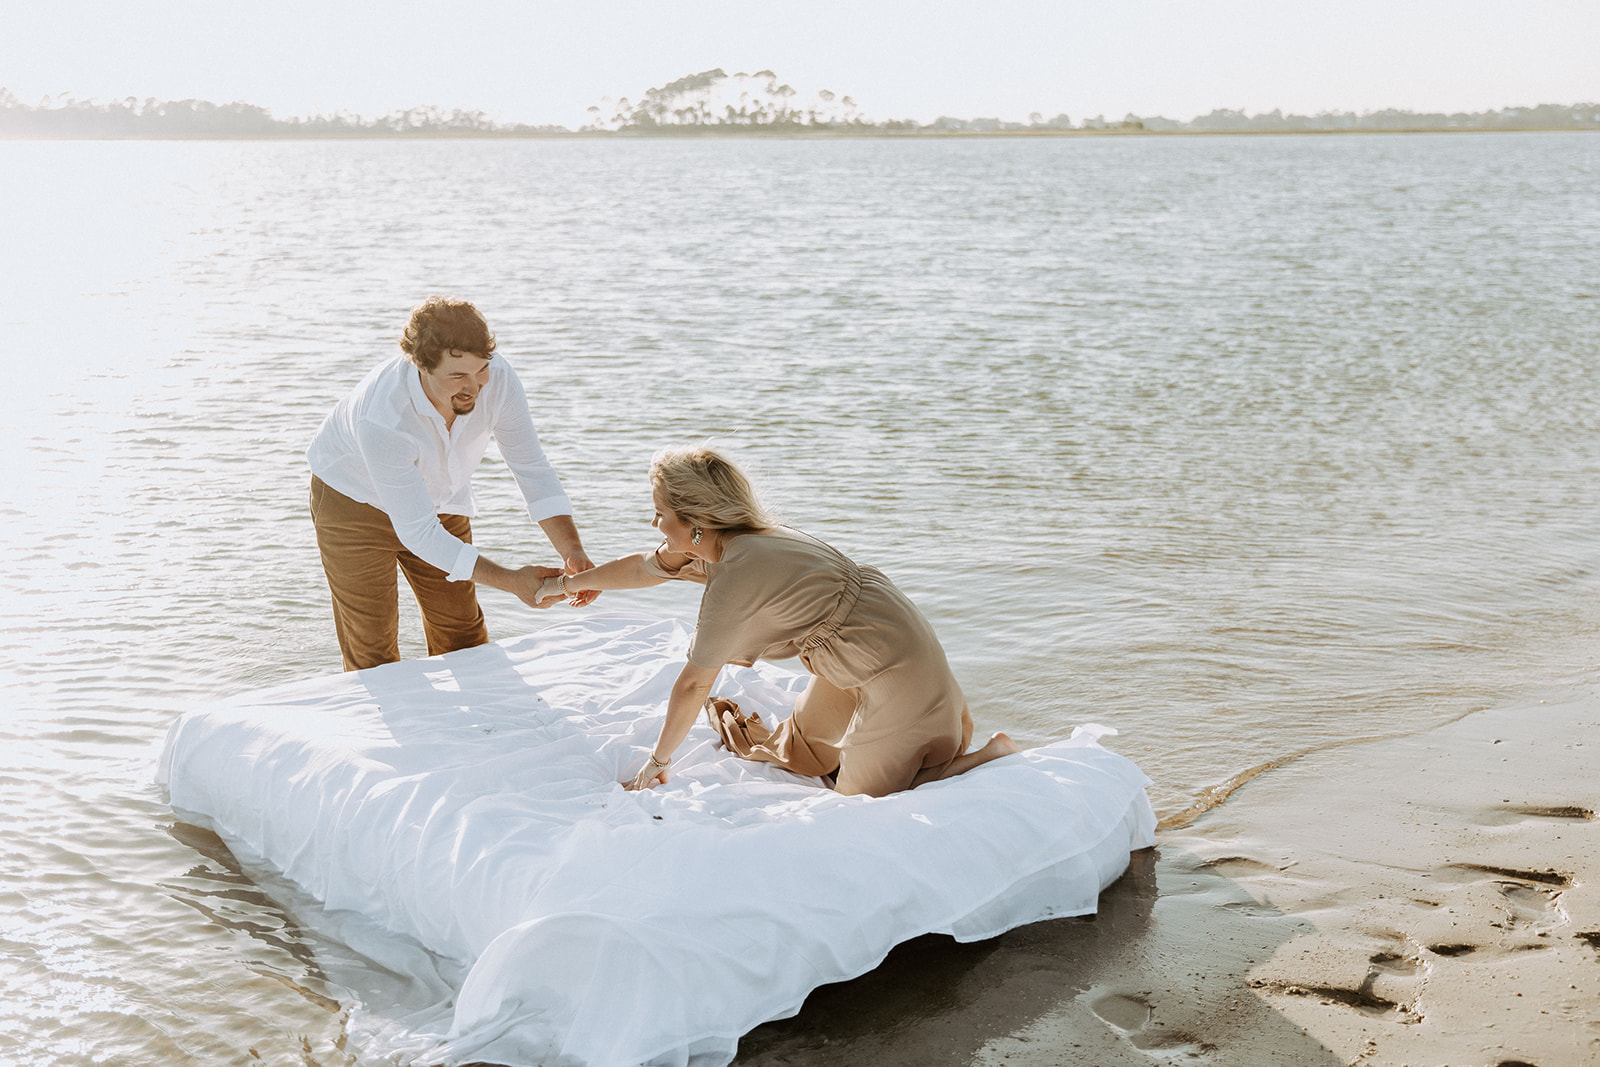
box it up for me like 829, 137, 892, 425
307, 355, 572, 581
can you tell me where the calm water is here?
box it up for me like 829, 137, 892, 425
1, 132, 1598, 1065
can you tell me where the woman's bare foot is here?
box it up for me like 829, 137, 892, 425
940, 731, 1022, 780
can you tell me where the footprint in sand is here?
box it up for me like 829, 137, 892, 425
1474, 804, 1596, 826
1249, 950, 1423, 1023
1197, 854, 1281, 875
1362, 950, 1427, 1020
1497, 882, 1566, 930
1448, 862, 1571, 888
1090, 992, 1152, 1032
1427, 943, 1477, 957
1216, 899, 1280, 919
1086, 992, 1216, 1063
1368, 951, 1422, 977
1442, 864, 1570, 933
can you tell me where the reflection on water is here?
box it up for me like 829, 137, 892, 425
1, 132, 1597, 1064
160, 822, 334, 998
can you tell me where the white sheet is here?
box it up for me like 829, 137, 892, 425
157, 613, 1155, 1066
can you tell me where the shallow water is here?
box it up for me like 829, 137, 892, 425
1, 132, 1598, 1064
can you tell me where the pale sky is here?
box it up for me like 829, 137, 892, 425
4, 0, 1597, 128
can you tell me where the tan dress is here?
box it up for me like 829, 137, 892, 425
642, 526, 973, 797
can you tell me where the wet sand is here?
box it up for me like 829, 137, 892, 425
737, 682, 1600, 1066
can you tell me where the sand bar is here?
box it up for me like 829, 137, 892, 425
738, 677, 1600, 1066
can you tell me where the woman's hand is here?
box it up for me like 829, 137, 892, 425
532, 574, 567, 607
501, 564, 565, 609
625, 757, 669, 791
623, 662, 718, 792
564, 552, 601, 607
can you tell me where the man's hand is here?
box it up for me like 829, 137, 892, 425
564, 551, 601, 607
507, 564, 564, 609
537, 516, 599, 605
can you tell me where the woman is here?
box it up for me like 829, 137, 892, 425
538, 446, 1019, 796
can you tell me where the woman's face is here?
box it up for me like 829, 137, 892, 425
651, 489, 699, 554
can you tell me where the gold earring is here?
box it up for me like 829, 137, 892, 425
691, 527, 703, 545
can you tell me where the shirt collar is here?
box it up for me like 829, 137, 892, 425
404, 361, 448, 425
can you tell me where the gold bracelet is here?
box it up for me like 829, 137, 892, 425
558, 573, 569, 596
648, 753, 671, 768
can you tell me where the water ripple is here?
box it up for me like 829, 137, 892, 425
1, 132, 1598, 1064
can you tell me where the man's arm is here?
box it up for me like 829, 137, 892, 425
486, 363, 597, 601
538, 513, 589, 567
353, 398, 568, 607
358, 420, 482, 581
537, 514, 599, 605
473, 556, 564, 609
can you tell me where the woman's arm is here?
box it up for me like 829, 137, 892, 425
535, 552, 666, 603
625, 660, 721, 790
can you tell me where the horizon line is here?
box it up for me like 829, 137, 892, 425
5, 86, 1599, 131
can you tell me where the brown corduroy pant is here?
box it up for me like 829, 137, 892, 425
309, 476, 488, 671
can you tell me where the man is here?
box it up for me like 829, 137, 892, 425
307, 296, 594, 671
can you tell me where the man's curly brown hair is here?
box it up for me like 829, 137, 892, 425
399, 297, 497, 370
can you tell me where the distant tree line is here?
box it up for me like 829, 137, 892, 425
0, 88, 566, 139
901, 102, 1600, 134
1109, 102, 1600, 133
583, 68, 880, 131
3, 78, 1598, 140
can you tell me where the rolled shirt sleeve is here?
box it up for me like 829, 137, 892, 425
490, 363, 574, 523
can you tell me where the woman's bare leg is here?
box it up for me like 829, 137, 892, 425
938, 731, 1021, 779
903, 700, 1020, 788
790, 675, 857, 742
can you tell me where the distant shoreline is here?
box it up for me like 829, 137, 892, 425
6, 81, 1595, 141
5, 125, 1599, 143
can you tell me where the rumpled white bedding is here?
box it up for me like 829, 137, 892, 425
158, 613, 1155, 1067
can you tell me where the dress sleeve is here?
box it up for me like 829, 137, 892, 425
685, 563, 765, 669
640, 544, 710, 584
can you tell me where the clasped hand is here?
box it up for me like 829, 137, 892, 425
507, 564, 564, 609
528, 554, 600, 608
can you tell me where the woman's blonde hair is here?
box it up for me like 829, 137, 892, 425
649, 445, 775, 532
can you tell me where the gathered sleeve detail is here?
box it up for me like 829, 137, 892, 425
640, 543, 710, 584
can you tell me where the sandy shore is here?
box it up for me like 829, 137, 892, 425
737, 680, 1600, 1066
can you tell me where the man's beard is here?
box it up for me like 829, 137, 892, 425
452, 394, 477, 415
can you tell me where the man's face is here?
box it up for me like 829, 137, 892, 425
420, 349, 492, 417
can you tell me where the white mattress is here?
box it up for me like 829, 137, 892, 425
157, 613, 1155, 1067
